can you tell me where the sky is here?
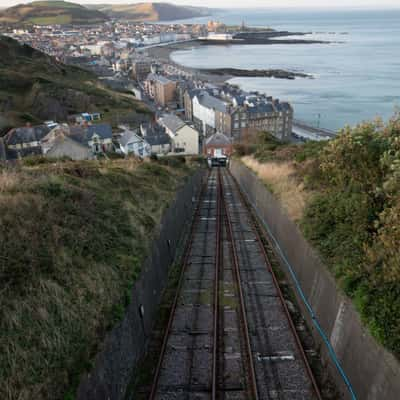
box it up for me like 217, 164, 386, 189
0, 0, 399, 9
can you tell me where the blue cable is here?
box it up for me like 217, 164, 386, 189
245, 188, 358, 400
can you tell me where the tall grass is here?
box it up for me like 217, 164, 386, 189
242, 156, 311, 221
0, 158, 193, 400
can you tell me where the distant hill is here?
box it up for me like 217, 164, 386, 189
0, 36, 149, 132
0, 1, 109, 25
90, 2, 211, 22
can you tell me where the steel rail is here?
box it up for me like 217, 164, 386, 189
211, 169, 222, 399
148, 171, 210, 400
219, 168, 260, 400
227, 168, 323, 400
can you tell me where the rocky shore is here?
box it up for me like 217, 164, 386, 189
200, 68, 312, 80
144, 42, 313, 83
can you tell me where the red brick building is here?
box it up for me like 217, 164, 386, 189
204, 132, 233, 158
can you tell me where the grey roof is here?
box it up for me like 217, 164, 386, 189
147, 73, 173, 85
248, 103, 275, 114
6, 125, 51, 146
146, 132, 171, 146
279, 102, 292, 112
158, 114, 186, 134
5, 146, 42, 160
68, 126, 87, 144
196, 92, 227, 113
205, 132, 232, 147
119, 130, 141, 147
87, 124, 113, 140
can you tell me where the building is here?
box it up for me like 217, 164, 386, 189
140, 124, 171, 156
117, 126, 150, 158
132, 61, 151, 82
186, 86, 293, 142
204, 132, 233, 158
207, 21, 226, 32
86, 124, 114, 154
158, 114, 199, 155
4, 124, 51, 154
46, 135, 93, 160
144, 74, 177, 107
192, 91, 227, 136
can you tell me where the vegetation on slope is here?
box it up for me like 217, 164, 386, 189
0, 36, 150, 133
238, 116, 400, 357
0, 1, 108, 25
92, 2, 210, 22
0, 156, 197, 400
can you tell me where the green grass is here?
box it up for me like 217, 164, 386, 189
241, 116, 400, 358
0, 36, 149, 129
28, 15, 72, 24
0, 158, 197, 400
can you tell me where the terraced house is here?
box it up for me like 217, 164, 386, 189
184, 85, 293, 142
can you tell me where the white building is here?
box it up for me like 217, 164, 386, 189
158, 114, 199, 155
192, 93, 216, 132
117, 126, 151, 158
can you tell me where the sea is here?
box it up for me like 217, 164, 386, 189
168, 8, 400, 131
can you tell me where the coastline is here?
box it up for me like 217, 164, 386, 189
144, 41, 313, 83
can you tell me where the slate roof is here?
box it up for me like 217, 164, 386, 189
5, 146, 43, 160
68, 126, 87, 144
248, 102, 275, 114
119, 130, 142, 147
196, 92, 227, 113
87, 124, 113, 140
205, 132, 232, 147
158, 114, 186, 134
146, 132, 171, 146
146, 73, 173, 85
5, 125, 51, 146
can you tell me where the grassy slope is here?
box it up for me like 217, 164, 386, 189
0, 36, 150, 132
0, 157, 198, 400
0, 1, 108, 25
95, 2, 209, 22
237, 121, 400, 358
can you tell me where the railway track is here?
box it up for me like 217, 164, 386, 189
149, 168, 322, 400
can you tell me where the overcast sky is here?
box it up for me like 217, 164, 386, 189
1, 0, 399, 9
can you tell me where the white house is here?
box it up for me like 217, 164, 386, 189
117, 126, 151, 158
192, 93, 216, 133
158, 114, 199, 155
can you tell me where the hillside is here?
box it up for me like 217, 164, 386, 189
0, 36, 150, 133
237, 115, 400, 358
92, 2, 211, 22
0, 157, 198, 399
0, 1, 108, 25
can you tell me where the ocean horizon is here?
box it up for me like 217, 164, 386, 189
169, 8, 400, 131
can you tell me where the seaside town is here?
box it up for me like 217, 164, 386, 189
1, 2, 400, 400
0, 19, 302, 162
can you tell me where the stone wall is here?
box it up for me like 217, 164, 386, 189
230, 160, 400, 400
77, 169, 205, 400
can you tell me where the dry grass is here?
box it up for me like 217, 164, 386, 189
242, 155, 312, 222
0, 170, 20, 193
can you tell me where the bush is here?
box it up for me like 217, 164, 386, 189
299, 115, 400, 357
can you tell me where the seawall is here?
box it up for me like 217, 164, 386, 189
76, 169, 205, 400
230, 160, 400, 400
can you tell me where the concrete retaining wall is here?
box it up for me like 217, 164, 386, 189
77, 169, 205, 400
230, 160, 400, 400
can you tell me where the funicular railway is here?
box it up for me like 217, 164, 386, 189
148, 167, 322, 400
